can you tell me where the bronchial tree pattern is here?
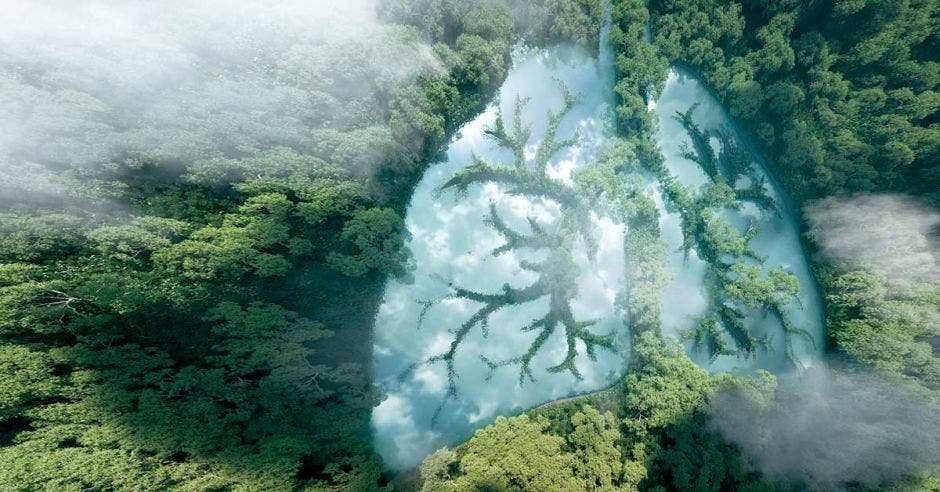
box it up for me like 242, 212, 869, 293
665, 104, 813, 365
404, 87, 814, 420
406, 85, 633, 410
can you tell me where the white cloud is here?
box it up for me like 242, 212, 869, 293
805, 194, 939, 289
0, 0, 442, 208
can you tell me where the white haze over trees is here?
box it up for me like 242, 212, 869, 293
806, 194, 940, 360
704, 194, 940, 489
806, 194, 940, 289
708, 369, 940, 490
0, 0, 440, 205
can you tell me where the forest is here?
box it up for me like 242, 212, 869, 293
0, 0, 937, 491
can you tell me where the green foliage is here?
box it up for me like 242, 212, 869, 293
0, 214, 90, 263
568, 406, 623, 489
421, 409, 627, 491
609, 0, 669, 133
513, 0, 605, 52
644, 0, 940, 391
446, 415, 583, 491
0, 0, 613, 488
420, 335, 774, 491
651, 102, 802, 362
623, 333, 711, 433
419, 448, 460, 491
419, 0, 940, 490
153, 193, 295, 282
824, 269, 940, 389
573, 138, 672, 338
649, 0, 940, 202
0, 214, 385, 488
5, 0, 935, 488
724, 264, 798, 309
327, 208, 412, 278
0, 345, 61, 423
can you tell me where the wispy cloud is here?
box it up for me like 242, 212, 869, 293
708, 368, 940, 489
805, 194, 939, 289
0, 0, 441, 211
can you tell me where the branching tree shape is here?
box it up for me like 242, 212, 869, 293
402, 86, 816, 425
665, 104, 814, 365
403, 85, 625, 417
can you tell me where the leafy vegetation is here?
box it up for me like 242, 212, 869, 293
416, 0, 939, 490
417, 334, 771, 491
2, 0, 938, 490
648, 0, 940, 203
656, 103, 812, 363
643, 0, 940, 390
0, 0, 605, 489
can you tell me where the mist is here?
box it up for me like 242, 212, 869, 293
0, 0, 441, 211
708, 368, 940, 489
805, 193, 939, 344
805, 194, 939, 289
703, 194, 940, 489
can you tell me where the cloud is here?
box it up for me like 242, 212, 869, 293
805, 194, 939, 289
708, 369, 940, 489
0, 0, 442, 210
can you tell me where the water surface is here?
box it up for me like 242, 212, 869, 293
650, 67, 825, 373
371, 59, 827, 470
371, 46, 627, 469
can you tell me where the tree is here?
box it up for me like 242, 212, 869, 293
727, 79, 763, 119
0, 345, 60, 423
419, 448, 460, 492
764, 80, 804, 116
437, 415, 582, 491
0, 0, 612, 489
568, 406, 623, 490
624, 333, 711, 433
327, 207, 412, 278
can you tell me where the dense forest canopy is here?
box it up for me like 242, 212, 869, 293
0, 0, 937, 490
0, 0, 608, 489
419, 0, 940, 489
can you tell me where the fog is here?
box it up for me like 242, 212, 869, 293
709, 368, 940, 489
705, 194, 940, 489
806, 194, 939, 290
0, 0, 440, 209
806, 193, 940, 331
370, 55, 831, 472
5, 3, 935, 487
